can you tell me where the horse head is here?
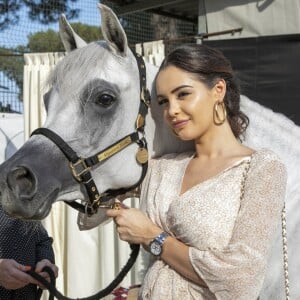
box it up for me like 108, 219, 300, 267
0, 4, 192, 221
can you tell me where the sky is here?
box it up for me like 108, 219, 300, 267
0, 0, 102, 49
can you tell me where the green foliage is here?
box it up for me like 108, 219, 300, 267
0, 48, 23, 101
71, 23, 103, 43
27, 29, 63, 52
0, 0, 79, 30
0, 22, 103, 101
28, 22, 103, 52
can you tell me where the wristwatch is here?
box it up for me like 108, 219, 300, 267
149, 232, 170, 256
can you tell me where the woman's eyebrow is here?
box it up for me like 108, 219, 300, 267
157, 85, 193, 98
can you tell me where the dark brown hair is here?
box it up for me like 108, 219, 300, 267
158, 44, 249, 139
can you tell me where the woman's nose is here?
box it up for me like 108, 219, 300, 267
167, 100, 180, 117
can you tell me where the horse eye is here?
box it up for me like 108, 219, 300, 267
96, 94, 115, 107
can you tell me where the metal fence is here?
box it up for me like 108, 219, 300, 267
0, 0, 196, 113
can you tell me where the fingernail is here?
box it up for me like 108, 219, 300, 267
24, 266, 31, 271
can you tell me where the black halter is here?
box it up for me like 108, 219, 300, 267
31, 52, 151, 216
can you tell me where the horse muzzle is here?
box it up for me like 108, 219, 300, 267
0, 163, 59, 220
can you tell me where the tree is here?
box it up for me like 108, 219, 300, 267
27, 23, 103, 52
0, 47, 24, 100
0, 23, 103, 101
0, 0, 79, 30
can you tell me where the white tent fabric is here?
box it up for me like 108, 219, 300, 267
205, 0, 300, 39
23, 53, 143, 299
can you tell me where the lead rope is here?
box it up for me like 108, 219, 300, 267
240, 158, 290, 300
27, 243, 139, 300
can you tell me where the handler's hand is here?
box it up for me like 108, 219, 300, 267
0, 259, 33, 290
106, 207, 161, 247
35, 259, 59, 289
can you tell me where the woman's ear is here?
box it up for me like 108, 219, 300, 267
214, 79, 226, 101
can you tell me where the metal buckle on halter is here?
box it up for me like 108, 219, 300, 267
85, 201, 97, 216
70, 158, 91, 182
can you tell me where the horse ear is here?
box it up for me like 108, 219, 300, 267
98, 4, 128, 56
59, 14, 87, 53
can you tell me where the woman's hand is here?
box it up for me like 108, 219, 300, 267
106, 207, 161, 247
0, 259, 33, 289
34, 259, 59, 289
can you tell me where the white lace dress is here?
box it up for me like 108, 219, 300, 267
138, 149, 287, 300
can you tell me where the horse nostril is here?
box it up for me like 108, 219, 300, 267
7, 166, 37, 200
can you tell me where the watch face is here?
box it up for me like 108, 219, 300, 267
150, 240, 162, 256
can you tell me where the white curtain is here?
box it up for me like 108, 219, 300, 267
0, 113, 24, 163
23, 53, 65, 140
23, 53, 143, 299
135, 40, 165, 66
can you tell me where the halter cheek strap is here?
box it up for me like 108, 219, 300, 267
31, 52, 151, 216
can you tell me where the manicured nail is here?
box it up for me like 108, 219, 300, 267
24, 266, 31, 271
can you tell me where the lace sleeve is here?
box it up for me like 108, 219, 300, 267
189, 152, 287, 299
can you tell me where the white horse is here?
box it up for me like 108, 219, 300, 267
0, 4, 299, 299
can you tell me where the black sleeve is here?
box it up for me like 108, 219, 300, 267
35, 222, 55, 264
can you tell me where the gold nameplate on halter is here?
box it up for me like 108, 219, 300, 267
97, 136, 132, 162
136, 148, 148, 164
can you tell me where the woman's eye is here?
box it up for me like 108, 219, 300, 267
158, 98, 168, 106
96, 94, 115, 107
178, 91, 190, 99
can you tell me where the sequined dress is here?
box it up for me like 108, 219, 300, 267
139, 149, 287, 300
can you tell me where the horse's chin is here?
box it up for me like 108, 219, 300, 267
30, 199, 53, 220
56, 189, 85, 203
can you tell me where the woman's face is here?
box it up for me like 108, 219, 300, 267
156, 65, 224, 141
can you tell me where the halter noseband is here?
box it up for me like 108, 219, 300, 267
31, 52, 151, 216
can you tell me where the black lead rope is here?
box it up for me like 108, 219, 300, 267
27, 243, 140, 300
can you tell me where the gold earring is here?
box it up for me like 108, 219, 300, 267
213, 101, 227, 125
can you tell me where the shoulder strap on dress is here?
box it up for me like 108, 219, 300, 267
281, 204, 290, 299
239, 157, 290, 300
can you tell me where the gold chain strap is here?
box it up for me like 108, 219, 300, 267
239, 158, 251, 202
281, 204, 290, 299
240, 158, 290, 299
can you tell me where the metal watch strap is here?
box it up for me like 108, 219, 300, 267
155, 232, 169, 245
149, 231, 170, 256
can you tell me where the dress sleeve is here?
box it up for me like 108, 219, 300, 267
189, 154, 287, 299
35, 222, 55, 264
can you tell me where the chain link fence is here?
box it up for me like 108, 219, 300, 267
0, 0, 196, 113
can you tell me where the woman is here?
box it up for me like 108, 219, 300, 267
0, 204, 58, 299
106, 44, 287, 299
